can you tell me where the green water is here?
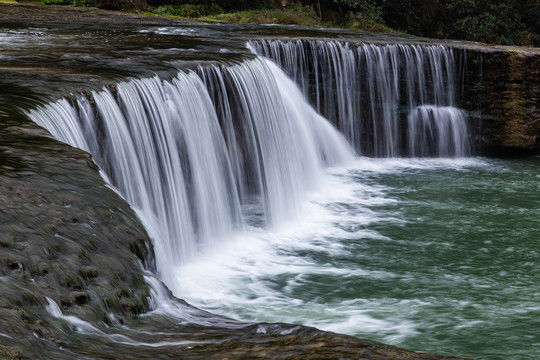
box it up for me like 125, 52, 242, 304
177, 157, 540, 359
357, 158, 540, 359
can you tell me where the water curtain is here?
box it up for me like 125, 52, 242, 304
28, 58, 354, 285
249, 40, 471, 157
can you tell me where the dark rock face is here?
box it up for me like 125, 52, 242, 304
0, 119, 156, 352
460, 47, 540, 156
96, 0, 148, 11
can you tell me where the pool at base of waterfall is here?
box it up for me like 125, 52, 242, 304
171, 157, 540, 360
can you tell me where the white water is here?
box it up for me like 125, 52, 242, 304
171, 156, 488, 342
28, 57, 354, 291
28, 49, 476, 347
45, 297, 216, 347
249, 40, 471, 157
408, 105, 471, 157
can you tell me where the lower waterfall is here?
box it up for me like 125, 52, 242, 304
28, 57, 355, 287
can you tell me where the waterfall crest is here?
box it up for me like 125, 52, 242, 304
28, 58, 355, 284
249, 39, 472, 157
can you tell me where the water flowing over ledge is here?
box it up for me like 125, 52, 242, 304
25, 49, 476, 355
28, 57, 355, 287
249, 39, 473, 157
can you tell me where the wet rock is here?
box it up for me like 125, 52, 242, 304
69, 291, 91, 305
0, 118, 155, 354
80, 265, 99, 279
460, 47, 540, 155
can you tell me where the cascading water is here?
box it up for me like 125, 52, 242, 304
249, 39, 472, 157
10, 16, 539, 359
28, 57, 355, 288
407, 105, 470, 157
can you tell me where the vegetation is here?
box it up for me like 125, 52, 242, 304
203, 5, 322, 27
31, 0, 540, 46
319, 0, 539, 46
153, 2, 224, 17
40, 0, 95, 6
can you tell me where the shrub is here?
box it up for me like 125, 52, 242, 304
43, 0, 96, 6
154, 3, 223, 17
445, 0, 524, 44
333, 0, 384, 23
148, 0, 271, 12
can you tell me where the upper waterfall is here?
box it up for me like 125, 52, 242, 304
27, 57, 355, 285
249, 39, 472, 157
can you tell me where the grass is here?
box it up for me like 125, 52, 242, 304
202, 6, 322, 27
148, 4, 393, 33
10, 0, 394, 33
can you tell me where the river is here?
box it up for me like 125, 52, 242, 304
2, 6, 539, 359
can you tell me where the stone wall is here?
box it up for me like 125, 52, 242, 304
459, 46, 540, 156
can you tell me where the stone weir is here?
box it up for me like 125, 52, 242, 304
0, 115, 468, 359
0, 79, 465, 359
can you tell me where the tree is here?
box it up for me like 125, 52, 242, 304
443, 0, 525, 44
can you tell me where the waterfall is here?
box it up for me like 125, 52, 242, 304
408, 106, 470, 157
249, 39, 471, 157
27, 57, 355, 286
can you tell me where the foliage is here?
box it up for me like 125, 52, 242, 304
348, 16, 390, 32
154, 3, 223, 17
38, 0, 540, 46
42, 0, 95, 6
148, 0, 272, 12
204, 5, 321, 26
444, 0, 523, 44
217, 0, 272, 11
42, 0, 71, 4
72, 0, 94, 6
380, 0, 445, 37
332, 0, 385, 23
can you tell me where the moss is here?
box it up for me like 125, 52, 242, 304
154, 3, 223, 18
41, 0, 95, 6
79, 265, 99, 279
502, 99, 527, 118
201, 6, 322, 26
70, 291, 90, 305
0, 344, 23, 359
347, 17, 393, 33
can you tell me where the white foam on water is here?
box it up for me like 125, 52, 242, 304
171, 156, 489, 343
45, 297, 214, 347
